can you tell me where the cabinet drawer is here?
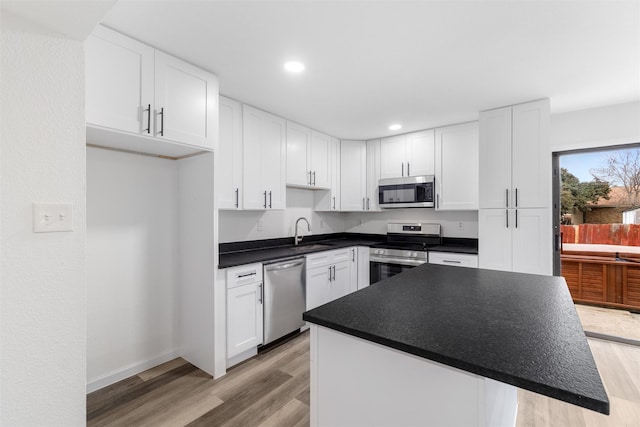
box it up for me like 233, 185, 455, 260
226, 263, 263, 288
306, 248, 352, 268
429, 252, 478, 268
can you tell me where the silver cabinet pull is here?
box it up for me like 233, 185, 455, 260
269, 191, 272, 208
308, 171, 312, 185
506, 189, 509, 208
257, 283, 263, 304
407, 162, 411, 176
515, 188, 519, 207
144, 104, 151, 134
332, 265, 336, 281
312, 171, 316, 186
443, 259, 462, 264
263, 191, 267, 209
332, 196, 336, 210
158, 107, 164, 136
235, 188, 239, 208
362, 197, 365, 210
352, 248, 355, 262
515, 209, 518, 228
366, 197, 370, 210
238, 271, 256, 278
402, 162, 404, 176
436, 194, 440, 209
506, 209, 509, 228
328, 266, 333, 282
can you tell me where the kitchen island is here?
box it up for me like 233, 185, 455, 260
303, 264, 609, 427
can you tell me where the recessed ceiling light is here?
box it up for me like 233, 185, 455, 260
389, 124, 402, 131
284, 61, 305, 72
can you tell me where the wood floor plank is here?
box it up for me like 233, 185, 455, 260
258, 399, 310, 427
294, 387, 310, 406
186, 369, 293, 427
86, 375, 144, 416
137, 357, 188, 382
87, 363, 198, 422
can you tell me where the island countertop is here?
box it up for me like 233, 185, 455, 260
302, 263, 610, 414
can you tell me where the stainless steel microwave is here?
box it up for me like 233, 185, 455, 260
378, 175, 435, 208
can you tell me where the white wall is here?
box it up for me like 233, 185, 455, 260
551, 101, 640, 152
0, 13, 87, 426
86, 147, 179, 392
219, 188, 345, 243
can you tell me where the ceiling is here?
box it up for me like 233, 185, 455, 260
100, 0, 639, 140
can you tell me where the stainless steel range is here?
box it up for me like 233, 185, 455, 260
369, 223, 441, 284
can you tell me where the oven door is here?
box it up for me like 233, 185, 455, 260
369, 256, 426, 285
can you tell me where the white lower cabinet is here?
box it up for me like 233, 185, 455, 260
226, 263, 263, 365
429, 252, 478, 268
306, 248, 356, 310
479, 208, 552, 275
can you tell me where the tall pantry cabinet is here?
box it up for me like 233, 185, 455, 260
478, 99, 552, 275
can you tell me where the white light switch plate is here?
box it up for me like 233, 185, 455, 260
33, 203, 73, 232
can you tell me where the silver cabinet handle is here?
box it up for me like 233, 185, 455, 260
144, 104, 151, 134
312, 171, 316, 186
352, 248, 355, 262
362, 197, 365, 210
407, 162, 410, 176
332, 265, 336, 281
328, 266, 333, 282
158, 107, 164, 136
269, 191, 272, 208
257, 283, 263, 304
506, 209, 509, 228
263, 191, 267, 208
235, 188, 239, 208
366, 197, 370, 210
443, 259, 462, 264
515, 188, 519, 207
238, 271, 257, 278
332, 196, 336, 210
515, 209, 518, 228
506, 189, 509, 208
402, 162, 404, 177
308, 171, 312, 185
436, 194, 439, 209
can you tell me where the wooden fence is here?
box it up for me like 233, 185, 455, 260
561, 224, 640, 246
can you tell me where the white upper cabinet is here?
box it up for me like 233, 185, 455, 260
218, 96, 243, 209
340, 141, 367, 211
243, 105, 286, 210
286, 122, 330, 189
85, 25, 218, 157
479, 99, 550, 209
154, 51, 217, 150
314, 137, 341, 211
366, 140, 381, 211
380, 130, 435, 179
86, 26, 153, 135
435, 122, 479, 211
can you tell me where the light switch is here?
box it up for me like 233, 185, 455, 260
33, 203, 73, 233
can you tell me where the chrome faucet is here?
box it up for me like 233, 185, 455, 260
294, 217, 311, 246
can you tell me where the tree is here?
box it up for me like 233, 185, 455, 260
561, 168, 611, 215
591, 149, 640, 206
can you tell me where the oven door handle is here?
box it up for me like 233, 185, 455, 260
369, 256, 427, 267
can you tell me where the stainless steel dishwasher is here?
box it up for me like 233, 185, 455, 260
263, 257, 306, 345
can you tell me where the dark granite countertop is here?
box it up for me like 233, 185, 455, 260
219, 233, 478, 268
303, 264, 609, 415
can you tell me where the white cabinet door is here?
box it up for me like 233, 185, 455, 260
242, 105, 286, 210
227, 282, 263, 358
380, 135, 407, 179
348, 247, 358, 294
330, 261, 352, 301
357, 246, 370, 290
311, 131, 331, 189
218, 96, 243, 209
286, 121, 311, 187
154, 50, 217, 149
330, 137, 341, 211
366, 139, 381, 211
306, 265, 331, 310
435, 122, 479, 211
340, 141, 367, 211
406, 130, 435, 177
478, 209, 512, 272
479, 106, 512, 209
85, 26, 154, 134
512, 208, 552, 275
512, 100, 550, 209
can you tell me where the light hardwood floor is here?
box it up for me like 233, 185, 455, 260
89, 332, 640, 426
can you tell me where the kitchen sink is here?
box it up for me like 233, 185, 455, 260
290, 244, 334, 251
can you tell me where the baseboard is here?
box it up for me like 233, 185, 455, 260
86, 348, 180, 394
584, 330, 640, 347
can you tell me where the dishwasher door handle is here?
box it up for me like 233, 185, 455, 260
265, 258, 305, 271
